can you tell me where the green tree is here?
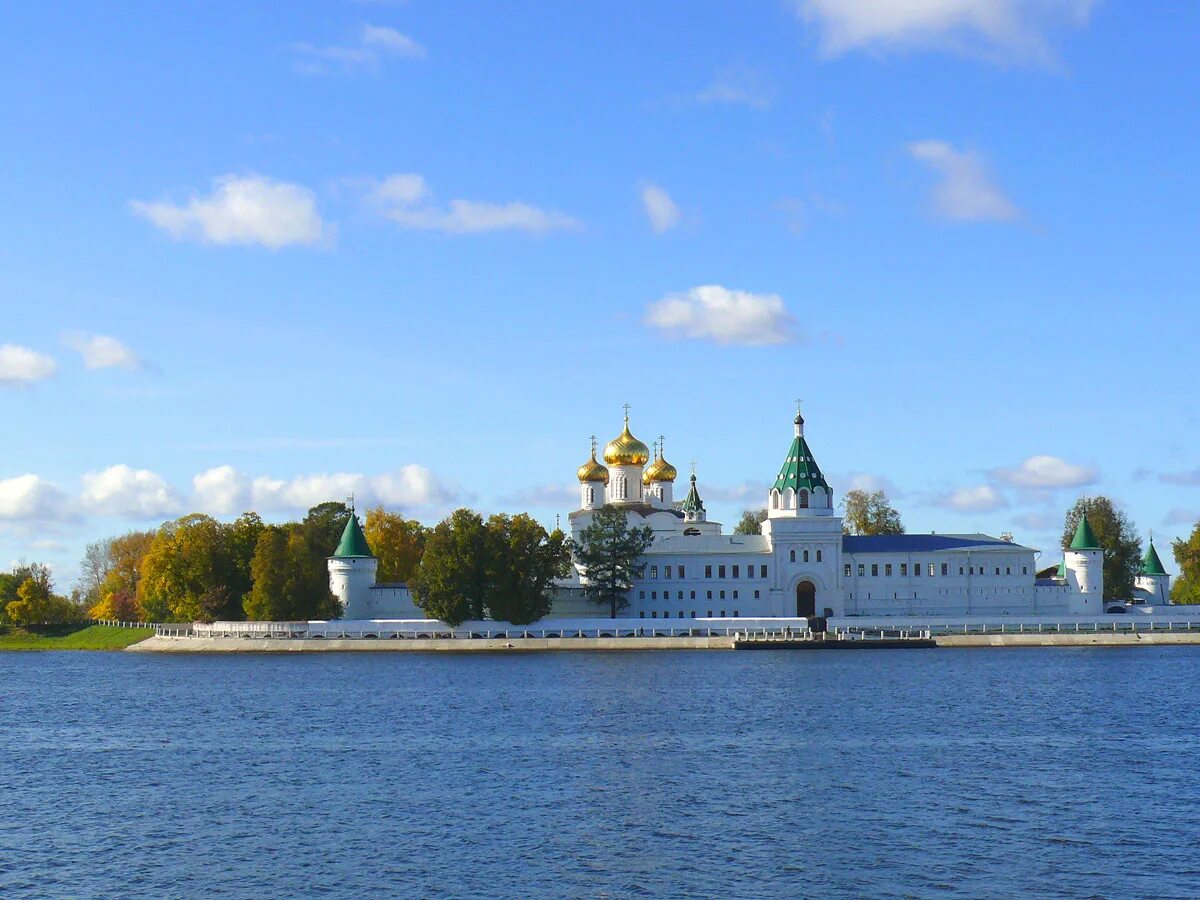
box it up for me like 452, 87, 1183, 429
4, 568, 85, 625
411, 509, 492, 626
225, 512, 266, 603
363, 507, 427, 583
484, 513, 570, 624
1171, 520, 1200, 605
841, 489, 905, 536
569, 505, 654, 618
302, 501, 352, 559
0, 563, 53, 624
138, 514, 236, 622
244, 525, 341, 621
734, 509, 768, 536
1062, 497, 1141, 601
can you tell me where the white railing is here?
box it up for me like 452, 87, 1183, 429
898, 620, 1200, 636
172, 622, 746, 640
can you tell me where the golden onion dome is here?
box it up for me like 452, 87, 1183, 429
603, 418, 650, 466
642, 453, 678, 484
577, 451, 609, 484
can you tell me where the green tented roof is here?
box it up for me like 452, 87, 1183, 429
772, 435, 830, 494
333, 514, 374, 558
1069, 516, 1100, 551
1140, 540, 1168, 576
681, 474, 705, 513
1056, 558, 1067, 578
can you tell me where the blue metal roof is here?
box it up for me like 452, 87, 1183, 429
842, 534, 1028, 554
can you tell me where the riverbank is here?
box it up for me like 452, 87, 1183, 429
127, 630, 1200, 652
0, 624, 155, 651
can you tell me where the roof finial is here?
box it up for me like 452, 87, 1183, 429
658, 434, 666, 459
346, 492, 355, 514
622, 402, 631, 424
555, 513, 561, 530
650, 438, 659, 460
690, 459, 697, 480
590, 434, 597, 457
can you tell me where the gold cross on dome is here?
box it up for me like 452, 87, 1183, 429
658, 435, 665, 458
623, 402, 631, 421
590, 434, 597, 455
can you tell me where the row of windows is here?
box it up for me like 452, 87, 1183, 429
640, 610, 739, 619
845, 562, 1030, 578
646, 564, 769, 580
788, 549, 823, 563
848, 587, 1033, 601
639, 589, 762, 602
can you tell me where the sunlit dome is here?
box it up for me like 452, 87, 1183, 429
603, 415, 650, 466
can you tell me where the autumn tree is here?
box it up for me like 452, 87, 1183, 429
841, 490, 905, 536
569, 505, 654, 619
78, 538, 116, 609
734, 509, 768, 536
484, 513, 570, 624
0, 564, 53, 624
411, 509, 492, 626
243, 525, 341, 621
138, 514, 237, 622
4, 567, 86, 625
88, 531, 154, 621
363, 507, 427, 583
1171, 520, 1200, 605
1062, 497, 1141, 601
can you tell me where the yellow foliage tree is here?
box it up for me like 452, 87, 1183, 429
363, 506, 428, 583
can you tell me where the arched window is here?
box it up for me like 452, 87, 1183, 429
803, 550, 810, 563
799, 489, 810, 508
587, 487, 594, 504
771, 490, 780, 509
789, 549, 796, 563
816, 549, 823, 562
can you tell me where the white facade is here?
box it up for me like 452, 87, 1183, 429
556, 410, 1166, 620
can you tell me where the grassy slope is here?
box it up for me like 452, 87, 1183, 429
0, 624, 154, 651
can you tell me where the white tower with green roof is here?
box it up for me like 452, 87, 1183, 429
1064, 515, 1104, 613
327, 510, 377, 620
1134, 537, 1171, 605
761, 409, 844, 617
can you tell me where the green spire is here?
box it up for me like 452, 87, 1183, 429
680, 473, 704, 513
333, 513, 373, 558
1056, 558, 1067, 578
772, 434, 830, 494
1140, 539, 1168, 576
1069, 516, 1101, 551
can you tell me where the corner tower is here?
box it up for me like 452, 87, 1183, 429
1064, 515, 1104, 612
328, 510, 378, 620
1135, 537, 1171, 605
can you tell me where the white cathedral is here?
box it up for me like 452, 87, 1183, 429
328, 408, 1173, 621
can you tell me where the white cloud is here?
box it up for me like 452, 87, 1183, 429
0, 475, 72, 521
990, 455, 1097, 489
63, 333, 142, 371
933, 484, 1007, 512
130, 175, 330, 248
249, 465, 457, 514
192, 465, 249, 516
847, 473, 904, 497
1012, 511, 1057, 531
1165, 509, 1200, 527
640, 183, 680, 233
796, 0, 1094, 65
644, 285, 797, 346
1160, 469, 1200, 487
695, 67, 773, 109
292, 24, 425, 74
501, 483, 580, 507
908, 141, 1018, 222
362, 174, 580, 235
80, 465, 181, 518
0, 345, 58, 386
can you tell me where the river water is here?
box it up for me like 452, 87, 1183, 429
2, 647, 1198, 898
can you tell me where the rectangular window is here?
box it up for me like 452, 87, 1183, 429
844, 564, 852, 577
691, 611, 696, 618
639, 611, 645, 618
760, 565, 767, 578
678, 611, 685, 619
720, 610, 726, 617
639, 591, 645, 599
733, 590, 739, 600
690, 590, 696, 600
733, 610, 739, 618
706, 590, 712, 600
1006, 567, 1011, 576
719, 590, 726, 600
858, 564, 865, 577
929, 564, 936, 577
651, 611, 657, 619
941, 563, 948, 576
705, 565, 712, 578
817, 549, 823, 562
678, 565, 685, 579
901, 563, 908, 576
707, 610, 713, 617
871, 564, 879, 577
961, 566, 966, 575
885, 564, 893, 577
651, 591, 657, 600
1023, 566, 1028, 575
719, 565, 726, 578
914, 564, 922, 578
677, 591, 683, 600
732, 565, 740, 578
995, 567, 1000, 576
754, 590, 760, 599
650, 566, 658, 579
665, 565, 672, 579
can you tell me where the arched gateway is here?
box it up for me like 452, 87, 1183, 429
795, 581, 816, 617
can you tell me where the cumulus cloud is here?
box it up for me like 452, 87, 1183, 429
695, 67, 773, 109
640, 183, 681, 233
908, 141, 1018, 222
63, 333, 142, 371
291, 24, 425, 74
192, 465, 248, 517
80, 465, 182, 518
361, 173, 580, 235
644, 285, 797, 346
1160, 468, 1200, 487
795, 0, 1094, 65
0, 475, 72, 521
130, 175, 331, 248
990, 455, 1097, 489
932, 484, 1007, 513
846, 473, 904, 497
0, 345, 58, 386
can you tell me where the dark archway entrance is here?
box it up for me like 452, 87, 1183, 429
795, 581, 816, 617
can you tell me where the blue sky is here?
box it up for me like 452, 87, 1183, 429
2, 1, 1199, 586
